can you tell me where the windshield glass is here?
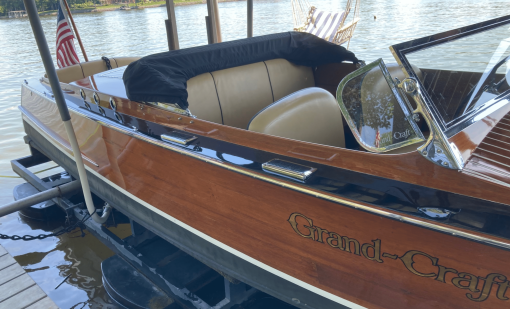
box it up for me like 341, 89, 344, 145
338, 60, 424, 153
404, 24, 510, 125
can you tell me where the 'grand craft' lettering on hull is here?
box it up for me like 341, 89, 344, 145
288, 212, 510, 302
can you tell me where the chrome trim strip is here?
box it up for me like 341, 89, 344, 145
20, 107, 99, 167
21, 112, 365, 309
398, 78, 464, 170
262, 159, 316, 182
161, 132, 197, 145
20, 86, 510, 251
336, 59, 425, 153
389, 15, 510, 137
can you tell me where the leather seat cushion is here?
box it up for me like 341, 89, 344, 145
211, 62, 274, 129
187, 73, 223, 124
265, 59, 315, 101
112, 57, 140, 68
55, 63, 85, 83
248, 87, 345, 147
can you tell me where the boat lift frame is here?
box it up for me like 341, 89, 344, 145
9, 138, 258, 309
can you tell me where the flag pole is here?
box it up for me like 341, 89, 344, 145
22, 0, 111, 223
61, 0, 88, 62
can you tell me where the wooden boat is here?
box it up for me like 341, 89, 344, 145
18, 15, 510, 309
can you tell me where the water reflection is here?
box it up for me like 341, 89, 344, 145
0, 211, 118, 308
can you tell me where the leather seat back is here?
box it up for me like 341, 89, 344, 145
187, 73, 223, 124
265, 59, 315, 101
211, 62, 274, 129
248, 87, 345, 147
202, 59, 315, 128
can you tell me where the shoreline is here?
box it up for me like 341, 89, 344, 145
0, 0, 242, 19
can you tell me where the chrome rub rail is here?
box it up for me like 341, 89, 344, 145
19, 86, 510, 251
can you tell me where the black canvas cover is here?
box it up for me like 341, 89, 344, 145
123, 31, 359, 109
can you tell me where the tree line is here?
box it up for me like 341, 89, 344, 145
0, 0, 125, 15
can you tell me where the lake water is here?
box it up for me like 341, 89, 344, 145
0, 0, 507, 307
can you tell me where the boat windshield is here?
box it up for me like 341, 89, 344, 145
403, 23, 510, 126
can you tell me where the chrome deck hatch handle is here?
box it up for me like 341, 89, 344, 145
262, 159, 316, 182
161, 131, 197, 145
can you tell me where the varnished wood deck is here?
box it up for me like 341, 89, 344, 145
0, 244, 58, 309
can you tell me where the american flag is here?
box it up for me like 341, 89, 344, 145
56, 1, 80, 68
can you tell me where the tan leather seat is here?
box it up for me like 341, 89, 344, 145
265, 59, 315, 101
211, 62, 274, 129
54, 57, 141, 84
248, 87, 345, 147
187, 73, 223, 124
112, 57, 140, 68
80, 59, 119, 77
55, 63, 85, 83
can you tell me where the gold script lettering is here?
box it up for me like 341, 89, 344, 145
399, 250, 438, 277
288, 213, 316, 240
468, 273, 507, 302
361, 239, 383, 263
326, 232, 344, 250
342, 237, 360, 255
435, 265, 458, 283
451, 272, 480, 293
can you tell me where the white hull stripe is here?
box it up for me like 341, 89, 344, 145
21, 106, 365, 309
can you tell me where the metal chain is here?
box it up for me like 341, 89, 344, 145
101, 56, 112, 70
0, 211, 92, 241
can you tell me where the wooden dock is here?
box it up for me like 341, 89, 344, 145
0, 244, 58, 309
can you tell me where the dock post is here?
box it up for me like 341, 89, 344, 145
212, 0, 222, 42
247, 0, 253, 37
206, 0, 218, 43
165, 0, 179, 50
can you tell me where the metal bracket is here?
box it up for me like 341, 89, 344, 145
398, 78, 464, 170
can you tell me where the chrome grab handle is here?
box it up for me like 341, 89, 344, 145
161, 131, 197, 145
262, 159, 316, 182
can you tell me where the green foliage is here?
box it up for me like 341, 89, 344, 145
0, 0, 101, 15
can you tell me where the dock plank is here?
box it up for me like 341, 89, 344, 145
0, 274, 36, 302
0, 284, 46, 309
0, 254, 16, 270
0, 263, 25, 285
0, 245, 59, 308
25, 296, 59, 309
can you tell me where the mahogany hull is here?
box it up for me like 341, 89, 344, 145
20, 84, 510, 309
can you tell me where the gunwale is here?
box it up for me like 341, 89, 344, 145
50, 73, 510, 208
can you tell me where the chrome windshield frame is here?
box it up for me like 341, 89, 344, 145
389, 14, 510, 138
336, 58, 425, 153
